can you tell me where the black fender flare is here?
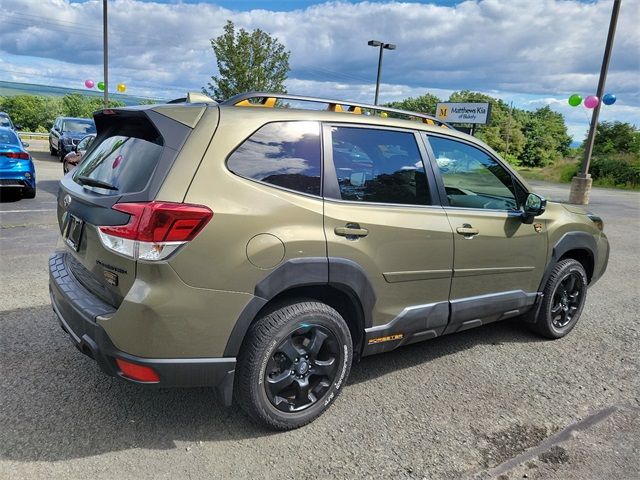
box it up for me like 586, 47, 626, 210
223, 257, 376, 357
540, 231, 597, 289
525, 231, 597, 325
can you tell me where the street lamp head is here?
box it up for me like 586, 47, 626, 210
368, 40, 382, 47
384, 43, 396, 50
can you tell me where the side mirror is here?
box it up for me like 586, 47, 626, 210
521, 193, 546, 224
15, 124, 22, 131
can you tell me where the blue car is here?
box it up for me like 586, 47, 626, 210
0, 127, 36, 198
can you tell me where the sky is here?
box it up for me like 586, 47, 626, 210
0, 0, 638, 141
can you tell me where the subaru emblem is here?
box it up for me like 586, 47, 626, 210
63, 194, 72, 209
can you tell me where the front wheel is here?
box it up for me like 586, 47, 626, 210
530, 259, 588, 339
234, 300, 352, 430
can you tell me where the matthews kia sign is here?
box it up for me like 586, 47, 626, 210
435, 102, 491, 124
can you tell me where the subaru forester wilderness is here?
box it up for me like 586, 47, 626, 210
50, 92, 609, 430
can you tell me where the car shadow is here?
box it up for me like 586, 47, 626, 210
0, 304, 543, 463
38, 179, 62, 197
0, 190, 23, 203
350, 319, 543, 386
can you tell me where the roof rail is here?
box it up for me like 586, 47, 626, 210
166, 92, 217, 104
222, 92, 450, 128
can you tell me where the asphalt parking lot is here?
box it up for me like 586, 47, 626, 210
1, 143, 639, 480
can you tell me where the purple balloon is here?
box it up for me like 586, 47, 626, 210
84, 79, 95, 89
584, 95, 599, 109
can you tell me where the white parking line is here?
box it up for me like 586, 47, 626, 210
0, 209, 57, 213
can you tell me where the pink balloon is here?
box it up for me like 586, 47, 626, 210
84, 79, 95, 89
584, 95, 599, 109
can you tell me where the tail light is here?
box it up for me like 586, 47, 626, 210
98, 201, 213, 261
1, 152, 29, 159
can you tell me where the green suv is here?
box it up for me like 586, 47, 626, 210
49, 92, 609, 429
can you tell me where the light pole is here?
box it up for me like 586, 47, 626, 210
103, 0, 109, 108
568, 0, 621, 205
368, 40, 396, 105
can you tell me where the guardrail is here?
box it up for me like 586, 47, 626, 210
18, 132, 49, 139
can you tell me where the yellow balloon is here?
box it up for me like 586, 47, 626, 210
116, 83, 126, 93
380, 112, 388, 118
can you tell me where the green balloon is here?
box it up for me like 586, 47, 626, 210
97, 81, 105, 91
568, 94, 582, 107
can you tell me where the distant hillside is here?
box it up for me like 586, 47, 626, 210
0, 80, 164, 106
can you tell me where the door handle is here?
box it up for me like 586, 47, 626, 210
335, 223, 369, 239
456, 224, 479, 238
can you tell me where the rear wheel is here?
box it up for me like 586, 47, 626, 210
235, 300, 352, 430
50, 143, 57, 156
530, 259, 587, 339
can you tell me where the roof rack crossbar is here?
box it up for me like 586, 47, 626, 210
222, 92, 450, 128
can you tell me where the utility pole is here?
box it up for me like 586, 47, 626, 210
103, 0, 109, 108
569, 0, 621, 204
505, 101, 513, 155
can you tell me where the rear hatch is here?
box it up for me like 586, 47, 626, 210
57, 107, 196, 308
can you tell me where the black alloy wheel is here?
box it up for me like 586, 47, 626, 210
530, 258, 588, 339
550, 272, 584, 329
264, 324, 340, 413
235, 300, 352, 430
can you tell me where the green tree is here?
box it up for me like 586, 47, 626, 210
589, 121, 640, 156
61, 94, 125, 118
0, 95, 62, 131
386, 93, 441, 115
204, 20, 290, 99
520, 106, 571, 167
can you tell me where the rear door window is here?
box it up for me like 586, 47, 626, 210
329, 126, 430, 205
72, 129, 163, 196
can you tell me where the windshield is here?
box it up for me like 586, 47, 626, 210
0, 118, 12, 128
62, 120, 96, 134
77, 135, 95, 150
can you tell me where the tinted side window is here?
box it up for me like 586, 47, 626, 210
330, 127, 429, 205
227, 121, 321, 196
427, 136, 518, 210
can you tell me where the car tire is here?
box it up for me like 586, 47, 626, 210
235, 300, 352, 430
59, 149, 66, 163
23, 186, 36, 199
50, 143, 57, 156
529, 259, 588, 339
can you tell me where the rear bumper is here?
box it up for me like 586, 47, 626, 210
0, 170, 35, 190
49, 252, 236, 406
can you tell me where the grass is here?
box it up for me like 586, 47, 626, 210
517, 157, 640, 190
517, 158, 579, 184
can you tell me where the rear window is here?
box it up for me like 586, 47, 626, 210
0, 129, 19, 145
72, 122, 163, 195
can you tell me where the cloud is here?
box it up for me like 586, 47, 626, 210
0, 0, 637, 140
